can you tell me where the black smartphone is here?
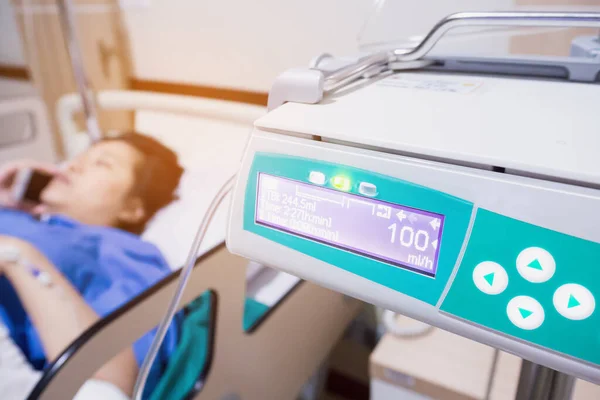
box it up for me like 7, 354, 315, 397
11, 169, 54, 204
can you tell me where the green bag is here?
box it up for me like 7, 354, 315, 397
150, 293, 269, 400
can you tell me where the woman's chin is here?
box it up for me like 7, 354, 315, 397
39, 190, 67, 211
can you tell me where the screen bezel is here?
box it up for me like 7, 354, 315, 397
254, 173, 445, 278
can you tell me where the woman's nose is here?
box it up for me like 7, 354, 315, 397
67, 160, 84, 173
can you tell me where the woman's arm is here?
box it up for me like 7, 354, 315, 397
0, 236, 138, 396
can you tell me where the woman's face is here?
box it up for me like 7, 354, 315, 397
41, 141, 146, 228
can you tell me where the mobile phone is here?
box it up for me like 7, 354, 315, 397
11, 168, 54, 204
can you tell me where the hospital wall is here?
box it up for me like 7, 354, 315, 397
0, 0, 594, 159
0, 0, 28, 98
123, 0, 600, 92
0, 0, 26, 67
0, 0, 595, 96
122, 0, 513, 92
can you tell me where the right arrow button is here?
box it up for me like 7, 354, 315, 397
553, 284, 595, 321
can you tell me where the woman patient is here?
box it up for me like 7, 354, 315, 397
0, 132, 184, 398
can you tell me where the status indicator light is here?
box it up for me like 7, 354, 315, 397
331, 176, 351, 191
358, 182, 378, 197
308, 171, 326, 185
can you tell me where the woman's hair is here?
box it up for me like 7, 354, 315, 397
105, 132, 184, 234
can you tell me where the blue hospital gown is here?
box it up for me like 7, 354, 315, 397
0, 208, 179, 396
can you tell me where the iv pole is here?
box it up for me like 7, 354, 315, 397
56, 0, 102, 142
515, 361, 576, 400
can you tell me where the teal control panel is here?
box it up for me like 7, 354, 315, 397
242, 153, 599, 367
441, 209, 600, 366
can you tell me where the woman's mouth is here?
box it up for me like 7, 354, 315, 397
52, 173, 71, 186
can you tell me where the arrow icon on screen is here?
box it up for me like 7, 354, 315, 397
431, 240, 438, 250
396, 210, 407, 222
408, 214, 418, 224
430, 218, 441, 231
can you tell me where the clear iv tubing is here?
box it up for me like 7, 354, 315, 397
132, 174, 237, 400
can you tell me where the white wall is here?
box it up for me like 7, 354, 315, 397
123, 0, 372, 92
0, 0, 26, 66
2, 0, 521, 93
123, 0, 514, 93
1, 0, 516, 92
0, 77, 33, 98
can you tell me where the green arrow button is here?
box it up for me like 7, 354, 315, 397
518, 308, 534, 319
568, 294, 581, 309
483, 272, 495, 286
527, 259, 544, 271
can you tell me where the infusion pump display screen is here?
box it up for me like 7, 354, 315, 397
255, 173, 445, 276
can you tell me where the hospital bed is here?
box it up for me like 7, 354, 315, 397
20, 90, 361, 400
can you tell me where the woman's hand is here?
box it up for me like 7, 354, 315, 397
0, 159, 60, 211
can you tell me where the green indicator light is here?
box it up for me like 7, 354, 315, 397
331, 176, 351, 191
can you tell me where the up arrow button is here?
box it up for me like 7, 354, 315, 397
517, 247, 556, 283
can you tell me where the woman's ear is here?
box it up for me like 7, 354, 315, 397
117, 196, 146, 226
